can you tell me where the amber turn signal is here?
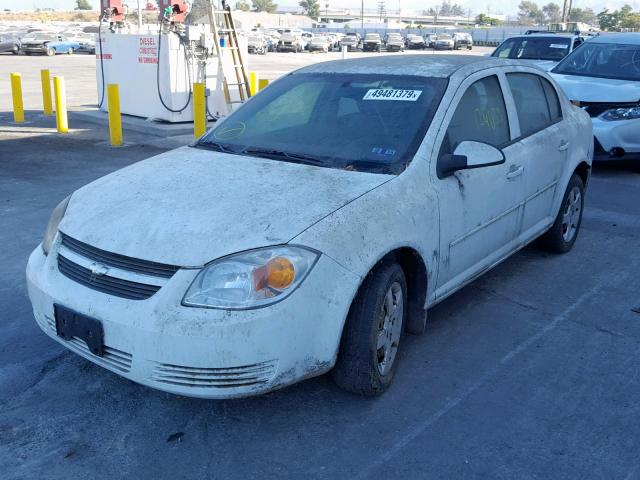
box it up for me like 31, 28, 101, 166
267, 257, 296, 290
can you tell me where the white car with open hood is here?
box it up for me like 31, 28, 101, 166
27, 56, 592, 399
550, 33, 640, 162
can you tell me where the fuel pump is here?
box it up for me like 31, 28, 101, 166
100, 0, 126, 32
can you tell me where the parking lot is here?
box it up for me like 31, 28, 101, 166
2, 46, 640, 480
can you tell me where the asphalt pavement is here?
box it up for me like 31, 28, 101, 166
1, 49, 640, 480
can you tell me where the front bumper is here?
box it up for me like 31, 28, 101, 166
26, 239, 360, 399
592, 116, 640, 161
22, 45, 47, 53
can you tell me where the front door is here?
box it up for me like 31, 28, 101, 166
432, 73, 525, 300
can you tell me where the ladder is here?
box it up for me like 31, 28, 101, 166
206, 1, 251, 112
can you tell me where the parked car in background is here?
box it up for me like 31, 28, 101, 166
425, 34, 438, 48
453, 32, 473, 50
362, 33, 382, 52
308, 34, 330, 53
385, 33, 405, 52
20, 33, 80, 56
406, 34, 427, 49
277, 29, 305, 52
492, 32, 584, 70
68, 32, 96, 54
434, 34, 454, 50
0, 35, 20, 54
247, 32, 268, 55
27, 55, 592, 399
341, 32, 360, 51
550, 33, 640, 162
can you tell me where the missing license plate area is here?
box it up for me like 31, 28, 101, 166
54, 304, 104, 356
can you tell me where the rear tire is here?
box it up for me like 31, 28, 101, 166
67, 48, 74, 55
539, 174, 585, 253
332, 261, 407, 396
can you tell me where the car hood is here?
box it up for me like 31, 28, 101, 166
59, 147, 392, 267
550, 73, 640, 102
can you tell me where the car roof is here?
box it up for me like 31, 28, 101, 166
588, 33, 640, 45
294, 55, 523, 78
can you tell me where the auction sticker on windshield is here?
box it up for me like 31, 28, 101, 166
363, 89, 422, 101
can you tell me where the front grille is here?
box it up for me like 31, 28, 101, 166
43, 315, 133, 372
580, 101, 640, 118
150, 360, 277, 389
60, 233, 179, 278
58, 255, 161, 300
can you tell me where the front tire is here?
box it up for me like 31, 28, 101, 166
539, 174, 585, 253
46, 47, 55, 56
332, 261, 407, 396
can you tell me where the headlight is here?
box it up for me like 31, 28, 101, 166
601, 107, 640, 121
182, 246, 319, 309
42, 195, 70, 255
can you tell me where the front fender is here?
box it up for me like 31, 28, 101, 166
292, 174, 439, 303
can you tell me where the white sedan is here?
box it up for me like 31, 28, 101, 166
27, 56, 593, 398
550, 33, 640, 162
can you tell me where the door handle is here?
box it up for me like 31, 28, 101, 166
506, 164, 524, 180
558, 140, 570, 151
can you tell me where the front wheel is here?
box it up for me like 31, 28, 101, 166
332, 261, 407, 396
46, 47, 55, 56
67, 48, 74, 55
539, 174, 585, 253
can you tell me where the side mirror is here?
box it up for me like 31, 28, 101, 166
437, 140, 505, 178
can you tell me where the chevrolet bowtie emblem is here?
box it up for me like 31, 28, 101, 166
89, 262, 109, 277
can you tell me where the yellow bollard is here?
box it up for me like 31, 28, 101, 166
258, 78, 269, 91
10, 73, 24, 123
249, 71, 259, 96
53, 76, 69, 133
193, 82, 206, 138
40, 69, 53, 116
107, 84, 123, 146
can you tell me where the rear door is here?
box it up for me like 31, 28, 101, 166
504, 72, 567, 238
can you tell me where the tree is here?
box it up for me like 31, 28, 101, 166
426, 1, 464, 17
542, 2, 562, 23
597, 5, 640, 31
253, 0, 278, 13
475, 13, 502, 25
186, 0, 210, 24
236, 1, 251, 11
569, 7, 596, 25
299, 0, 320, 18
75, 0, 92, 10
518, 1, 544, 24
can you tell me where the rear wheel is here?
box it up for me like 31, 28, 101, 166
67, 48, 74, 55
332, 261, 407, 396
539, 174, 585, 253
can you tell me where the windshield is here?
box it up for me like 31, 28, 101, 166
552, 42, 640, 81
197, 73, 447, 174
493, 36, 571, 61
439, 35, 452, 40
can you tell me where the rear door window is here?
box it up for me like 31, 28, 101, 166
507, 73, 558, 137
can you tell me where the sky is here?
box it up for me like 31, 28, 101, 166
3, 0, 640, 17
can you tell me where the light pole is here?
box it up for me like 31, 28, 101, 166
137, 0, 142, 31
325, 2, 329, 23
361, 0, 364, 30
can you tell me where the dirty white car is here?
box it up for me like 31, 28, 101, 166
27, 56, 592, 399
550, 33, 640, 162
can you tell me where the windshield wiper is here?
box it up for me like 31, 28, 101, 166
242, 147, 325, 166
196, 140, 235, 153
